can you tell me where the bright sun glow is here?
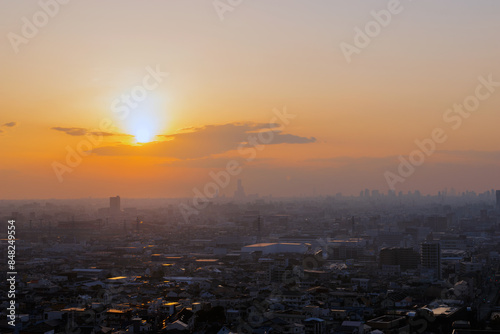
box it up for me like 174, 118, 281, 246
135, 127, 154, 143
131, 114, 158, 143
116, 94, 168, 144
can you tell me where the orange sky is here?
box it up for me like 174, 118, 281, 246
1, 1, 500, 199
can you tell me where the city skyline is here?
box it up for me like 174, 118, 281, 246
2, 1, 500, 199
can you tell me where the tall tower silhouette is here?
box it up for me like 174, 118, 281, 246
256, 216, 262, 243
234, 179, 246, 200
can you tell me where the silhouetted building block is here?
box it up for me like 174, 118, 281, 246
380, 247, 419, 271
110, 195, 121, 215
424, 216, 448, 232
421, 242, 441, 279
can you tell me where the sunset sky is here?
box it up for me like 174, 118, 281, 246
1, 1, 500, 199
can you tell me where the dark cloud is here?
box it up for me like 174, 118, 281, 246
251, 132, 316, 145
51, 127, 130, 137
91, 131, 125, 137
1, 121, 18, 135
92, 122, 316, 159
52, 127, 88, 136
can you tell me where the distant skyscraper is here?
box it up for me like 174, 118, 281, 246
110, 195, 121, 214
421, 242, 441, 279
234, 179, 246, 200
256, 215, 262, 243
496, 190, 500, 208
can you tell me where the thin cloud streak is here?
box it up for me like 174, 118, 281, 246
51, 127, 131, 137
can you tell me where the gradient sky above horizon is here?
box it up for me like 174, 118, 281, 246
1, 0, 500, 199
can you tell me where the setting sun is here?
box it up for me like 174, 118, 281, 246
119, 94, 168, 144
134, 126, 154, 143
